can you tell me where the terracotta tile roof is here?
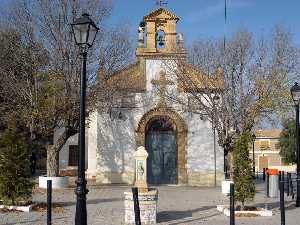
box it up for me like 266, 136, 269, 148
177, 63, 224, 92
255, 129, 282, 138
100, 61, 146, 93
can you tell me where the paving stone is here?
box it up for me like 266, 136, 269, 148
0, 183, 300, 225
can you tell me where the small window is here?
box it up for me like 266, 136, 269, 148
259, 140, 270, 151
275, 143, 280, 150
69, 145, 78, 166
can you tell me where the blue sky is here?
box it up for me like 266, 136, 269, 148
108, 0, 300, 46
0, 0, 299, 45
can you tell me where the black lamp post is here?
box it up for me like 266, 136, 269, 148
252, 134, 256, 175
71, 13, 99, 225
290, 82, 300, 207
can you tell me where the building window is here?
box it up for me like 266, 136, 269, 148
275, 143, 280, 150
259, 140, 270, 151
69, 145, 78, 166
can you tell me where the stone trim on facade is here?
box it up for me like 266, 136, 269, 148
95, 171, 134, 184
187, 171, 224, 187
135, 107, 188, 184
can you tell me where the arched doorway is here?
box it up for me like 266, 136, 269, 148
136, 107, 188, 185
145, 116, 177, 184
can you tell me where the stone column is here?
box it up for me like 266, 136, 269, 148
134, 146, 149, 192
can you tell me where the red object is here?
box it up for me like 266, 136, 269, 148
267, 169, 279, 175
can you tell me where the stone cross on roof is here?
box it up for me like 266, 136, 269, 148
156, 0, 168, 7
151, 70, 174, 107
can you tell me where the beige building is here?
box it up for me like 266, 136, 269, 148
252, 129, 285, 171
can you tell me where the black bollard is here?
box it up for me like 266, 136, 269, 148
230, 183, 235, 225
287, 173, 291, 196
266, 172, 270, 197
47, 180, 52, 225
263, 168, 266, 181
280, 181, 285, 225
282, 171, 285, 192
132, 187, 141, 225
279, 171, 282, 187
291, 181, 295, 200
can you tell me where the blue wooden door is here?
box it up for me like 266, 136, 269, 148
146, 131, 177, 184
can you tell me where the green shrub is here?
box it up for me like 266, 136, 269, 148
279, 118, 296, 164
233, 132, 255, 209
0, 126, 33, 205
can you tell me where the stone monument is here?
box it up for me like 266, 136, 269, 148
124, 146, 158, 224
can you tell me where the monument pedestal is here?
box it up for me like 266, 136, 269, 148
124, 188, 158, 225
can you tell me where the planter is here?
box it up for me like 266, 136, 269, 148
39, 176, 69, 189
0, 204, 35, 212
217, 205, 272, 217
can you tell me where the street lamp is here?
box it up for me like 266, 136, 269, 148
252, 134, 256, 176
290, 82, 300, 207
71, 13, 99, 225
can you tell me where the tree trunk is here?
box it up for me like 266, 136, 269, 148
46, 128, 77, 177
47, 145, 59, 177
227, 150, 234, 179
241, 201, 245, 211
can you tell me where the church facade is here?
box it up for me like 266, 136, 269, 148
60, 8, 224, 186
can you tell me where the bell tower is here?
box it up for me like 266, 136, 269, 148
136, 8, 186, 58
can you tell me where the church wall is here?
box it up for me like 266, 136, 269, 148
56, 129, 88, 170
91, 59, 164, 184
92, 90, 161, 184
86, 112, 98, 178
89, 59, 224, 186
184, 114, 224, 186
93, 110, 140, 184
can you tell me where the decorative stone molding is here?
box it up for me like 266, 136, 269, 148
95, 171, 134, 184
124, 189, 158, 224
135, 107, 188, 184
187, 171, 224, 187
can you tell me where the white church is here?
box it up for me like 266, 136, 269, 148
59, 7, 224, 186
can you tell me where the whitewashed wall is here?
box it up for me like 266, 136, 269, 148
55, 128, 88, 170
85, 59, 224, 184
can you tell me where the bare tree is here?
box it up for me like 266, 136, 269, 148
166, 27, 299, 175
0, 29, 48, 135
1, 0, 134, 176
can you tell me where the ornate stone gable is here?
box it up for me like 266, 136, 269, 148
144, 7, 180, 21
136, 7, 186, 58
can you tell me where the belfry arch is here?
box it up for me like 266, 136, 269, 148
136, 107, 188, 184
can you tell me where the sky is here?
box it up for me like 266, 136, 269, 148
107, 0, 300, 46
0, 0, 299, 45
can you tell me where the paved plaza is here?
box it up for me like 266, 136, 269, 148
1, 182, 300, 225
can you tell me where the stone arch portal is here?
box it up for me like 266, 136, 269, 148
136, 107, 187, 184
